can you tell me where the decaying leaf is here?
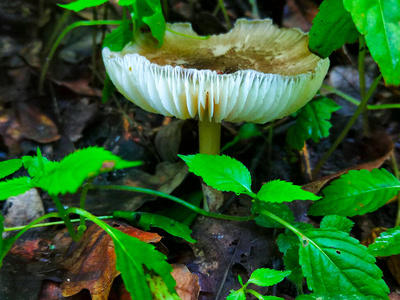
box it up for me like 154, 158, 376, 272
61, 220, 162, 300
171, 264, 200, 300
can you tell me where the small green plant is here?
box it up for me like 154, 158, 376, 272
227, 268, 291, 300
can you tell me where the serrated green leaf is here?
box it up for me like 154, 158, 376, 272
0, 177, 32, 200
286, 97, 341, 150
36, 147, 142, 195
113, 211, 196, 243
103, 25, 132, 52
227, 289, 246, 300
309, 169, 400, 217
147, 274, 181, 299
22, 156, 59, 179
254, 202, 295, 228
297, 293, 379, 300
179, 154, 252, 195
343, 0, 400, 85
299, 228, 389, 297
58, 0, 108, 11
309, 0, 359, 58
257, 180, 320, 203
107, 224, 176, 300
247, 268, 291, 287
368, 226, 400, 257
0, 159, 22, 179
320, 215, 354, 233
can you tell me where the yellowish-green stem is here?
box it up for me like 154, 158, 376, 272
198, 114, 223, 211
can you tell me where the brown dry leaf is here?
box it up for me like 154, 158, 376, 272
16, 102, 60, 143
59, 79, 102, 97
61, 220, 162, 300
171, 264, 200, 300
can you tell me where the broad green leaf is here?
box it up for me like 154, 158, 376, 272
113, 211, 196, 243
36, 147, 142, 195
297, 293, 379, 300
320, 215, 354, 233
179, 154, 252, 195
142, 8, 166, 47
221, 123, 263, 152
102, 24, 132, 52
247, 268, 291, 287
309, 0, 359, 57
254, 202, 295, 228
257, 180, 320, 203
0, 177, 32, 200
107, 224, 176, 300
368, 226, 400, 257
226, 289, 246, 300
286, 97, 341, 150
0, 159, 22, 179
147, 274, 181, 299
22, 156, 59, 179
309, 169, 400, 217
58, 0, 108, 11
299, 228, 389, 298
343, 0, 400, 85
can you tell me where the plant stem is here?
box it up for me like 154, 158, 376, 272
51, 195, 79, 241
218, 0, 232, 29
312, 74, 382, 178
4, 215, 113, 232
259, 209, 305, 240
3, 212, 59, 238
92, 185, 256, 221
358, 36, 369, 136
39, 20, 122, 94
77, 177, 96, 239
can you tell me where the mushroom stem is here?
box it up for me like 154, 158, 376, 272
198, 114, 224, 212
198, 117, 221, 155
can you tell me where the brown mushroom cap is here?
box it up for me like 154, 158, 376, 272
103, 19, 329, 123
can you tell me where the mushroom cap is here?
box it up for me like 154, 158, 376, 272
102, 19, 329, 123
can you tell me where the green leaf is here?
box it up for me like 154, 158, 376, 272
247, 268, 291, 287
0, 159, 22, 179
320, 215, 355, 233
343, 0, 400, 85
297, 293, 379, 300
147, 274, 181, 299
257, 180, 320, 203
226, 289, 246, 300
36, 147, 142, 195
142, 8, 166, 47
299, 228, 389, 297
0, 177, 32, 200
102, 24, 132, 52
368, 226, 400, 257
221, 122, 263, 152
106, 224, 176, 300
309, 0, 359, 58
113, 211, 196, 243
254, 202, 295, 228
58, 0, 108, 11
309, 169, 400, 217
0, 214, 3, 258
286, 97, 341, 150
179, 154, 252, 195
22, 156, 59, 179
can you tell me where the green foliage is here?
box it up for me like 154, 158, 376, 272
147, 274, 181, 299
320, 215, 354, 233
227, 268, 290, 300
178, 154, 253, 195
106, 223, 176, 300
309, 0, 359, 58
368, 226, 400, 257
286, 97, 341, 150
257, 180, 320, 203
0, 215, 3, 259
253, 202, 295, 228
309, 169, 400, 217
113, 211, 196, 243
221, 123, 263, 152
343, 0, 400, 86
102, 22, 132, 52
297, 293, 379, 300
0, 177, 32, 201
58, 0, 108, 11
22, 156, 59, 178
0, 159, 22, 179
299, 228, 389, 298
36, 147, 142, 195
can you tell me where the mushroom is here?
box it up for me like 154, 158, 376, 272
102, 19, 329, 210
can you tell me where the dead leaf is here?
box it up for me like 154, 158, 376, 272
16, 102, 60, 143
58, 79, 102, 97
61, 220, 162, 300
154, 119, 185, 162
171, 264, 200, 300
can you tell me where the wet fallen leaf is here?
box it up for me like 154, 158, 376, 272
171, 264, 200, 300
61, 220, 162, 300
